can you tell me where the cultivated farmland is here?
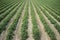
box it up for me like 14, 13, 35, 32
0, 0, 60, 40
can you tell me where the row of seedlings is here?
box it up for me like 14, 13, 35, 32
42, 5, 60, 16
0, 0, 16, 10
43, 5, 60, 16
0, 2, 23, 34
0, 0, 21, 9
37, 0, 60, 16
39, 5, 60, 33
6, 1, 26, 40
32, 1, 57, 40
40, 5, 60, 22
30, 2, 40, 40
35, 0, 60, 16
0, 1, 20, 21
0, 0, 19, 14
33, 0, 60, 34
21, 1, 29, 40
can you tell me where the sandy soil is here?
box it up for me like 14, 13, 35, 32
12, 1, 27, 40
41, 9, 60, 40
0, 7, 18, 40
0, 2, 23, 40
27, 2, 34, 40
31, 2, 51, 40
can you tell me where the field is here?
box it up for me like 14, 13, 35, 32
0, 0, 60, 40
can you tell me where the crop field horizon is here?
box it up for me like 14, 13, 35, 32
0, 0, 60, 40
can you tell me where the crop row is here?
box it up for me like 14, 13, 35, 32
33, 0, 60, 33
33, 0, 60, 16
21, 1, 28, 40
6, 1, 25, 40
32, 0, 57, 40
42, 5, 60, 16
0, 0, 21, 9
0, 1, 20, 14
40, 6, 60, 33
37, 0, 60, 12
40, 5, 60, 22
36, 0, 60, 16
0, 2, 23, 34
0, 1, 20, 21
0, 1, 16, 10
30, 2, 40, 40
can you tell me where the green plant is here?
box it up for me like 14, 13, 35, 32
33, 1, 57, 40
6, 1, 25, 40
30, 2, 40, 40
21, 2, 28, 40
0, 2, 22, 34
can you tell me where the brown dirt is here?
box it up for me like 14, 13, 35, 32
45, 10, 60, 25
35, 3, 60, 40
38, 6, 60, 40
31, 2, 51, 40
27, 2, 34, 40
12, 2, 27, 40
0, 2, 24, 40
41, 10, 60, 40
40, 5, 60, 25
0, 8, 18, 40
